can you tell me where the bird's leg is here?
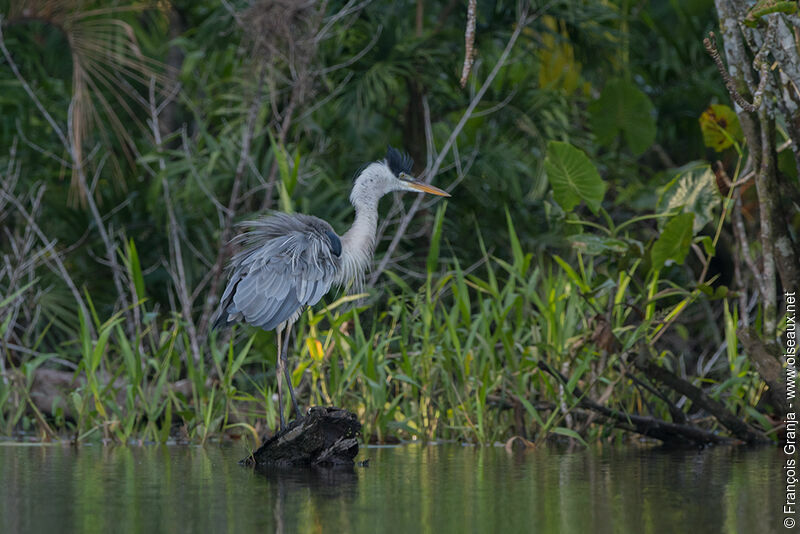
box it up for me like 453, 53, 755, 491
281, 321, 301, 420
276, 326, 286, 431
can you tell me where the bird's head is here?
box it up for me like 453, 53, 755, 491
351, 146, 450, 205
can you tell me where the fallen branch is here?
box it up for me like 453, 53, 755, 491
632, 355, 770, 444
536, 361, 729, 445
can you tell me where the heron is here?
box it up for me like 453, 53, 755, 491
212, 147, 449, 430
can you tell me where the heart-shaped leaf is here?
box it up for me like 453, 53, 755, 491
699, 104, 743, 152
544, 141, 606, 214
657, 162, 721, 232
589, 78, 656, 155
651, 212, 695, 269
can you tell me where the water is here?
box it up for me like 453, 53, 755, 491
0, 443, 786, 533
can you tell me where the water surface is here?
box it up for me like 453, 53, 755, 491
0, 442, 784, 533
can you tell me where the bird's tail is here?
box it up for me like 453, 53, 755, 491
211, 310, 229, 332
211, 275, 241, 334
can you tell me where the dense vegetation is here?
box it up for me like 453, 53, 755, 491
0, 0, 797, 447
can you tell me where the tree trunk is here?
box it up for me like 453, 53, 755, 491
712, 1, 800, 334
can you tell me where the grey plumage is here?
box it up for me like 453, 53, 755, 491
211, 147, 449, 430
213, 213, 340, 332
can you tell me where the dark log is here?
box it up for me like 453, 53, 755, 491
633, 356, 770, 444
241, 407, 361, 468
536, 360, 733, 446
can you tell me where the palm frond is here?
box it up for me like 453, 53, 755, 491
4, 0, 175, 203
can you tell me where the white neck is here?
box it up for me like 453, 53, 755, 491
337, 166, 385, 289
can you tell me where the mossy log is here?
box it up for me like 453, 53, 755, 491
241, 407, 361, 468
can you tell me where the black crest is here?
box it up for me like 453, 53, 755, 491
385, 146, 413, 177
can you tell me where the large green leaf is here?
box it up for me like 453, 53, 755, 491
544, 141, 606, 214
657, 162, 721, 232
699, 104, 743, 152
651, 213, 695, 269
589, 78, 656, 155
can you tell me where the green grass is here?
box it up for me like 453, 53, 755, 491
0, 209, 771, 447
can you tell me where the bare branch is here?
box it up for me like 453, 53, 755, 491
0, 20, 69, 150
371, 4, 540, 283
460, 0, 477, 88
634, 354, 769, 443
0, 187, 93, 337
704, 32, 759, 112
537, 360, 729, 445
149, 78, 202, 363
318, 25, 381, 75
199, 72, 266, 338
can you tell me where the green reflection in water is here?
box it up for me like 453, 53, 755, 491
0, 443, 785, 534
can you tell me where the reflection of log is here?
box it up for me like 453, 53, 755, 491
241, 407, 361, 468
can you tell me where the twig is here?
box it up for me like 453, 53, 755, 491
371, 4, 539, 283
470, 90, 517, 118
70, 147, 132, 323
14, 120, 71, 167
315, 0, 373, 43
537, 360, 728, 445
633, 354, 770, 443
318, 25, 381, 75
0, 20, 69, 149
618, 363, 688, 424
0, 188, 94, 337
293, 72, 354, 125
460, 0, 477, 88
200, 71, 266, 337
181, 128, 230, 223
149, 78, 201, 363
704, 26, 774, 113
2, 16, 131, 325
704, 32, 759, 112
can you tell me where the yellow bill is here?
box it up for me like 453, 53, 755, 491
407, 180, 451, 197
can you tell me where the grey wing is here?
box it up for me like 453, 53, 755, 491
213, 213, 342, 331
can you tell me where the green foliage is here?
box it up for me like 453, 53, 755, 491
657, 163, 721, 231
699, 104, 743, 152
544, 141, 606, 214
589, 78, 657, 155
0, 0, 778, 446
651, 213, 695, 269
